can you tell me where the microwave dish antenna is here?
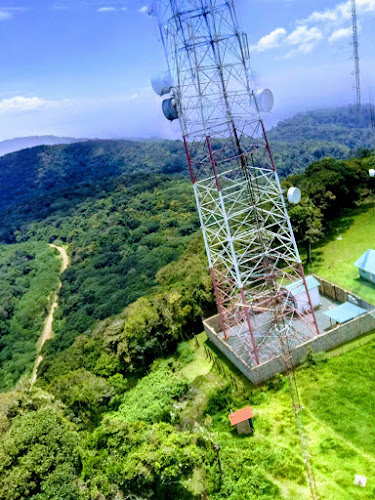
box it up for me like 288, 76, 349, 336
151, 72, 174, 96
255, 89, 274, 113
288, 187, 302, 205
162, 97, 178, 121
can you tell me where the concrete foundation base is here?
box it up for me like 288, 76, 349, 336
203, 277, 375, 385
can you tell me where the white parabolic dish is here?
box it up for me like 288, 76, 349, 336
287, 187, 302, 205
151, 72, 174, 97
255, 89, 274, 113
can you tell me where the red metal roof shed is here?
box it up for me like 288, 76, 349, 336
229, 406, 254, 426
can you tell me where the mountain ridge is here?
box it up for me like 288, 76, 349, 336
0, 135, 83, 157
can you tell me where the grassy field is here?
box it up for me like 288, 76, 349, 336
307, 204, 375, 304
178, 332, 375, 499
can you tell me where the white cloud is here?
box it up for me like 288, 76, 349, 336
299, 3, 350, 25
97, 7, 117, 13
328, 26, 352, 42
251, 25, 322, 57
286, 26, 323, 54
250, 0, 375, 57
0, 10, 12, 20
251, 28, 287, 52
97, 6, 127, 13
300, 0, 375, 26
0, 96, 70, 114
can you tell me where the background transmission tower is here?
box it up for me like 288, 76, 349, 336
149, 2, 320, 497
351, 0, 361, 108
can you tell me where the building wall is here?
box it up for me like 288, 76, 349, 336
310, 287, 320, 309
205, 311, 375, 385
236, 421, 251, 435
316, 275, 374, 311
204, 276, 375, 385
359, 269, 375, 285
293, 287, 320, 314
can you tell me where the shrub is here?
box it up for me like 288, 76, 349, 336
177, 342, 195, 365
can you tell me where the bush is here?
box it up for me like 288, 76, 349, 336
177, 342, 195, 365
118, 361, 188, 423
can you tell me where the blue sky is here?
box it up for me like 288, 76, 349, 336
0, 0, 374, 140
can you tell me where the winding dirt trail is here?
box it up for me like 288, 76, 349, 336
31, 244, 69, 385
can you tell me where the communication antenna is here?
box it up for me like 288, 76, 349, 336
147, 1, 320, 497
351, 0, 361, 109
370, 99, 375, 163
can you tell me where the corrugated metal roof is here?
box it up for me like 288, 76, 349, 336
354, 249, 375, 274
323, 302, 367, 324
285, 276, 320, 294
229, 406, 254, 425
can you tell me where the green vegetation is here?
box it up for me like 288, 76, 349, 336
2, 333, 375, 499
1, 175, 200, 357
307, 205, 375, 303
38, 233, 213, 385
0, 242, 60, 390
285, 155, 375, 264
0, 139, 186, 216
269, 105, 373, 145
1, 107, 375, 498
270, 105, 374, 175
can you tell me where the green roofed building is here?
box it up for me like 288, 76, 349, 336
354, 249, 375, 284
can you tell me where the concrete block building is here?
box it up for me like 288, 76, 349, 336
286, 275, 321, 314
354, 249, 375, 284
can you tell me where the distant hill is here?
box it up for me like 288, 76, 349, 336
0, 139, 186, 213
0, 105, 373, 213
0, 135, 81, 157
267, 105, 374, 176
268, 105, 373, 145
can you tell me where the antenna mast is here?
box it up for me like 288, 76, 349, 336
149, 1, 320, 497
370, 100, 375, 160
351, 0, 361, 108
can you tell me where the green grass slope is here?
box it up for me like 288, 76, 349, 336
177, 332, 375, 499
307, 204, 375, 304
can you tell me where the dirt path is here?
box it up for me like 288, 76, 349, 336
31, 244, 69, 385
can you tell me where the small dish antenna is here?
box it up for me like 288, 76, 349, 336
151, 72, 174, 97
369, 169, 375, 178
162, 98, 178, 121
287, 187, 301, 205
145, 5, 153, 16
255, 89, 274, 113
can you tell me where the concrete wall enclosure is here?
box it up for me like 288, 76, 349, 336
204, 276, 375, 385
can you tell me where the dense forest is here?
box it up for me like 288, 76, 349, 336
0, 243, 60, 389
270, 105, 374, 175
0, 106, 372, 216
1, 106, 375, 499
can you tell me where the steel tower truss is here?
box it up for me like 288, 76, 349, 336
351, 0, 361, 109
152, 0, 320, 366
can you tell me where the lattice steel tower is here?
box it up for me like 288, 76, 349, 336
149, 2, 320, 496
351, 0, 361, 108
150, 0, 320, 365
